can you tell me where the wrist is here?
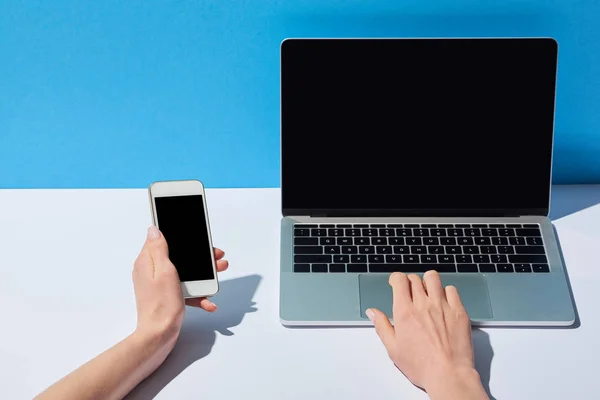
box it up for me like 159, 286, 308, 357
425, 367, 488, 400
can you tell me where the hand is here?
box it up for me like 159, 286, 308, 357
132, 226, 229, 346
367, 271, 488, 399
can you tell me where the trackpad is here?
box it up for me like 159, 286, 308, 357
358, 274, 493, 320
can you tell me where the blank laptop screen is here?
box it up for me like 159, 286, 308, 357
281, 38, 557, 216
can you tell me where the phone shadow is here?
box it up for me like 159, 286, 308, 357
125, 274, 262, 400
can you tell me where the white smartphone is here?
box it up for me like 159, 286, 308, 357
149, 179, 219, 298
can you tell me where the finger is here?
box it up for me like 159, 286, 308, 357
366, 308, 396, 354
389, 272, 412, 305
146, 226, 170, 268
407, 274, 426, 302
214, 248, 225, 260
445, 285, 466, 310
185, 297, 217, 312
216, 259, 229, 272
422, 270, 445, 302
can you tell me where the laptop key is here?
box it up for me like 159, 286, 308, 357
389, 237, 405, 245
492, 237, 508, 245
448, 229, 462, 237
369, 264, 457, 273
347, 264, 368, 273
515, 246, 545, 254
424, 237, 439, 245
337, 237, 352, 245
386, 254, 403, 263
440, 237, 456, 245
329, 264, 346, 273
497, 246, 514, 254
439, 255, 455, 263
407, 237, 422, 245
475, 237, 491, 245
345, 229, 361, 236
320, 237, 335, 245
523, 224, 539, 228
516, 228, 541, 237
377, 246, 392, 254
478, 263, 496, 273
351, 255, 367, 263
403, 255, 420, 263
481, 246, 496, 254
506, 224, 522, 228
457, 264, 478, 273
532, 263, 550, 272
396, 229, 412, 236
458, 237, 474, 245
295, 237, 318, 245
369, 255, 385, 263
372, 237, 387, 245
294, 228, 310, 236
514, 264, 532, 273
414, 228, 429, 236
294, 255, 332, 263
464, 246, 479, 254
509, 237, 526, 245
294, 246, 323, 254
379, 228, 395, 236
456, 255, 472, 263
334, 255, 350, 263
496, 264, 514, 272
421, 254, 437, 263
312, 264, 328, 273
328, 228, 344, 236
411, 246, 427, 254
324, 246, 340, 254
490, 254, 508, 263
393, 246, 410, 254
311, 229, 327, 236
359, 246, 375, 254
363, 229, 378, 236
509, 254, 547, 263
473, 255, 490, 263
446, 246, 461, 254
342, 246, 358, 254
428, 246, 444, 254
430, 228, 446, 236
293, 264, 310, 273
465, 229, 480, 237
482, 228, 497, 236
355, 237, 370, 245
527, 237, 543, 246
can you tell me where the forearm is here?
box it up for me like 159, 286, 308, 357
426, 368, 489, 400
35, 331, 175, 400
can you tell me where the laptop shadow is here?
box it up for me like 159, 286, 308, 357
125, 274, 261, 400
549, 185, 600, 221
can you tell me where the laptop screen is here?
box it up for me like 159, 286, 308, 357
281, 38, 557, 217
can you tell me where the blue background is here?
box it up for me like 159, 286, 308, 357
1, 0, 599, 188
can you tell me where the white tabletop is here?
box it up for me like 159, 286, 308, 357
1, 186, 599, 399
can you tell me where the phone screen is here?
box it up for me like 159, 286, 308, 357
154, 195, 215, 282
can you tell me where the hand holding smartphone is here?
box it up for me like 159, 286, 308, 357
149, 180, 219, 298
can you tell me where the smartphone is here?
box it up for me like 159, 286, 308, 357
149, 180, 219, 298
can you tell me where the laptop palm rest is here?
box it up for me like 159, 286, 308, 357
358, 274, 493, 320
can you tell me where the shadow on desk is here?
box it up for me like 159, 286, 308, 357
550, 185, 600, 221
473, 329, 497, 400
125, 274, 261, 400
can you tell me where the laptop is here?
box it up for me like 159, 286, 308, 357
279, 38, 576, 327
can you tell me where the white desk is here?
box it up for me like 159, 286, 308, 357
1, 186, 599, 399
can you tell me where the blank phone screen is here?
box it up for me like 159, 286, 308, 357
154, 195, 214, 282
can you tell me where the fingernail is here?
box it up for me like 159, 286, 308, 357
147, 226, 160, 240
366, 309, 375, 322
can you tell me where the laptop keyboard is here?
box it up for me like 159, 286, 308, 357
292, 223, 550, 274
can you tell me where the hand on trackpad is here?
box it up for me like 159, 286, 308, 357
358, 273, 493, 320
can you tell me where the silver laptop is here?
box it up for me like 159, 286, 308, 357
279, 38, 576, 327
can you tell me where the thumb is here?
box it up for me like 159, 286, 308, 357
366, 308, 396, 354
146, 226, 170, 264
